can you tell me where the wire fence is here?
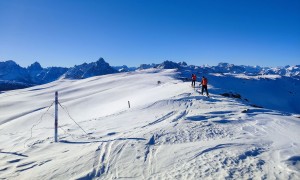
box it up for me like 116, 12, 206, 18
24, 101, 55, 148
22, 94, 93, 148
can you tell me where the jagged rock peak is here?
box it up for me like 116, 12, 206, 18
1, 60, 18, 66
28, 61, 43, 71
217, 62, 235, 68
95, 57, 111, 67
96, 57, 106, 63
64, 57, 118, 79
157, 60, 181, 69
179, 61, 188, 66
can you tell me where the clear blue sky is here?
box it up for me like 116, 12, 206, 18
0, 0, 299, 67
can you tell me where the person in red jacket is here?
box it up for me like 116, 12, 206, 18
191, 74, 197, 87
201, 76, 209, 96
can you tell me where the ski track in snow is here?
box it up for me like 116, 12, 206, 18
0, 69, 300, 179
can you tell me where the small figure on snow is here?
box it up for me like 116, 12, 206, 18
201, 76, 209, 96
191, 74, 197, 87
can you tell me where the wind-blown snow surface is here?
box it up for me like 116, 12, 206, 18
0, 69, 299, 179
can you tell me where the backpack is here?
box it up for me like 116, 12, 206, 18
192, 75, 196, 80
202, 78, 208, 85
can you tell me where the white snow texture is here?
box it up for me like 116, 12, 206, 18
0, 69, 299, 179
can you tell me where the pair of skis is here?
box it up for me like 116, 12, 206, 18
191, 84, 210, 98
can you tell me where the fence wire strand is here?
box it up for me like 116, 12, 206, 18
24, 101, 55, 148
58, 102, 92, 138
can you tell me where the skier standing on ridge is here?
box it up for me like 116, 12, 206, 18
191, 74, 197, 87
200, 76, 209, 96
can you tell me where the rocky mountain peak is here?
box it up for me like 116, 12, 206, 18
27, 62, 43, 71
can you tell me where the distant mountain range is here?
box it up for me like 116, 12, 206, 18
0, 58, 132, 91
0, 58, 299, 91
141, 61, 300, 77
0, 60, 69, 91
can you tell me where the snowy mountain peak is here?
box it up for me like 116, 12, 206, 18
157, 60, 181, 69
178, 61, 188, 66
217, 62, 231, 67
0, 60, 67, 90
64, 58, 118, 79
113, 65, 137, 72
27, 61, 43, 71
138, 61, 182, 70
0, 60, 22, 72
139, 63, 156, 70
0, 60, 29, 82
5, 60, 15, 63
1, 60, 18, 66
96, 57, 106, 64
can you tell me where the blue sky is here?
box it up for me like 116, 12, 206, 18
0, 0, 299, 67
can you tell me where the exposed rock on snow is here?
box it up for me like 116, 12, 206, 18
220, 92, 242, 99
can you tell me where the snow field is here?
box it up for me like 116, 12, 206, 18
0, 69, 300, 179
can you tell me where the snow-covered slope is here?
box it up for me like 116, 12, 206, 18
0, 69, 300, 179
192, 73, 300, 114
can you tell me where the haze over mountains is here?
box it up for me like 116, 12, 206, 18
0, 58, 299, 91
